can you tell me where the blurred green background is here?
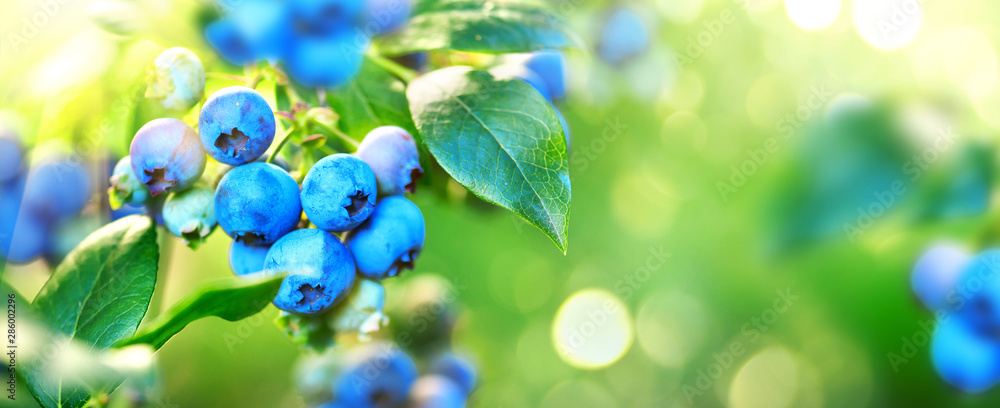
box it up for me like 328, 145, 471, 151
6, 0, 1000, 406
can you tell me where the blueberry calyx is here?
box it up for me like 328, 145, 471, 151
297, 283, 327, 306
144, 167, 175, 196
215, 127, 250, 157
404, 167, 423, 193
346, 191, 369, 217
235, 231, 267, 245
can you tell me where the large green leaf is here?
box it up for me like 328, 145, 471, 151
328, 56, 416, 139
407, 66, 570, 251
377, 0, 583, 55
119, 274, 285, 350
24, 215, 158, 408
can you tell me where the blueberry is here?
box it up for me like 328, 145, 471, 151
429, 353, 477, 396
356, 126, 422, 196
912, 243, 970, 311
229, 239, 271, 276
109, 156, 150, 209
129, 118, 207, 196
363, 0, 412, 34
288, 0, 366, 36
344, 196, 424, 280
333, 342, 417, 407
215, 162, 301, 245
932, 318, 1000, 392
0, 182, 48, 264
228, 0, 293, 60
146, 47, 205, 111
518, 50, 566, 100
406, 376, 467, 408
330, 279, 387, 338
199, 86, 276, 165
22, 158, 92, 219
205, 18, 257, 65
264, 228, 356, 314
489, 63, 552, 101
598, 8, 649, 65
301, 154, 376, 232
953, 250, 1000, 335
163, 184, 217, 248
284, 29, 367, 88
0, 132, 23, 185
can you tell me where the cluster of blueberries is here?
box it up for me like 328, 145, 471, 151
111, 52, 426, 322
206, 0, 411, 87
911, 243, 1000, 392
306, 344, 477, 408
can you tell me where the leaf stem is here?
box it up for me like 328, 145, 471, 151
328, 125, 360, 150
367, 52, 418, 83
267, 128, 296, 164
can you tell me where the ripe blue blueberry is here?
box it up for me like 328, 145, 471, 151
129, 118, 207, 196
406, 376, 467, 408
430, 353, 477, 396
489, 63, 552, 101
284, 29, 367, 88
109, 156, 150, 209
215, 162, 301, 245
517, 50, 566, 100
205, 18, 257, 65
264, 228, 356, 315
333, 342, 417, 407
199, 86, 277, 165
146, 47, 205, 111
23, 158, 92, 219
932, 318, 1000, 392
163, 184, 217, 247
301, 154, 377, 232
0, 182, 48, 264
228, 0, 293, 60
598, 8, 649, 65
288, 0, 365, 36
953, 250, 1000, 335
0, 132, 23, 185
363, 0, 411, 34
355, 126, 422, 196
229, 240, 271, 276
344, 196, 425, 280
330, 279, 387, 338
911, 243, 969, 311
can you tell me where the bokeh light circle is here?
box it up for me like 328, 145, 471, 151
552, 289, 633, 369
852, 0, 922, 50
785, 0, 840, 31
636, 291, 710, 368
729, 346, 801, 408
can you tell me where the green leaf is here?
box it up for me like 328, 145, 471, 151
407, 66, 570, 251
118, 274, 285, 350
377, 0, 583, 55
328, 56, 416, 140
24, 215, 158, 408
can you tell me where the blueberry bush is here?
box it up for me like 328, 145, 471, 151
1, 0, 577, 406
